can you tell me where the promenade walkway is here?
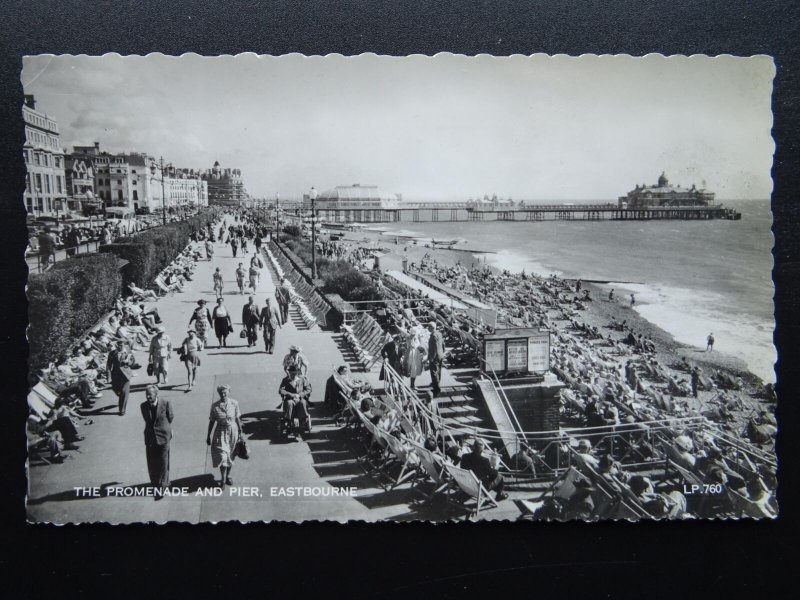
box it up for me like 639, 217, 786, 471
28, 218, 521, 523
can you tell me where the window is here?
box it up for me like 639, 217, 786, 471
34, 153, 41, 166
35, 174, 42, 193
132, 180, 137, 185
54, 156, 61, 168
45, 175, 51, 193
56, 176, 63, 194
133, 190, 138, 201
117, 190, 123, 201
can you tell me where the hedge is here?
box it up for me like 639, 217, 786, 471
280, 234, 381, 304
28, 210, 215, 369
28, 252, 123, 370
101, 212, 210, 290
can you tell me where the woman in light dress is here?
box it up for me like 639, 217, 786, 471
206, 384, 243, 487
180, 329, 204, 390
403, 323, 427, 390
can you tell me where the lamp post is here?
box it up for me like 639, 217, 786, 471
275, 192, 280, 242
310, 186, 318, 279
149, 156, 172, 226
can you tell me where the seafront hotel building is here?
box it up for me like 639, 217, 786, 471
22, 95, 67, 218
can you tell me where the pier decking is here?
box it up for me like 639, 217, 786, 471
304, 203, 741, 223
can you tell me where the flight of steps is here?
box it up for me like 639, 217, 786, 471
434, 387, 493, 440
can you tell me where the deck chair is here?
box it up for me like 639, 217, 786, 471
444, 463, 499, 518
154, 275, 172, 296
516, 466, 584, 518
31, 382, 59, 408
407, 440, 452, 501
382, 432, 420, 488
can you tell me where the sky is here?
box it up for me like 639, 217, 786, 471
21, 53, 775, 201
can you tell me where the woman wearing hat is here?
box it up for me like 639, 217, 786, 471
180, 329, 204, 389
282, 345, 309, 377
148, 326, 173, 385
189, 299, 213, 344
212, 297, 233, 349
206, 384, 242, 486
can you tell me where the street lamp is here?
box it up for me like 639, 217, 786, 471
310, 186, 318, 279
275, 192, 280, 241
149, 156, 172, 225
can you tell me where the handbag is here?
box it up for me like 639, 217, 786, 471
235, 436, 250, 459
146, 363, 154, 376
239, 329, 247, 339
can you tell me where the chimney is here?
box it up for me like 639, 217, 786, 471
24, 94, 36, 110
94, 141, 99, 150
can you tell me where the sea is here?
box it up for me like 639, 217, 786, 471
373, 199, 776, 383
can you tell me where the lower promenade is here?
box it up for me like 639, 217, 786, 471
27, 218, 518, 523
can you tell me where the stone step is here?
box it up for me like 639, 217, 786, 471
437, 404, 479, 418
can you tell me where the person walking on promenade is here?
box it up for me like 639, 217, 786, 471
241, 233, 248, 255
38, 227, 56, 268
282, 345, 309, 377
148, 326, 172, 385
380, 332, 403, 378
235, 262, 246, 295
254, 234, 262, 254
403, 324, 426, 391
212, 297, 233, 348
248, 260, 261, 293
107, 340, 135, 416
241, 296, 261, 348
608, 288, 615, 302
141, 384, 173, 497
630, 293, 636, 308
65, 225, 81, 257
205, 238, 214, 261
189, 299, 213, 344
706, 333, 715, 352
206, 385, 242, 487
427, 321, 446, 397
260, 297, 282, 354
275, 277, 291, 324
180, 329, 204, 390
212, 267, 224, 299
230, 235, 239, 258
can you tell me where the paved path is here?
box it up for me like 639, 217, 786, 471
28, 218, 451, 523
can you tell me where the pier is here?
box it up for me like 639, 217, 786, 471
294, 202, 741, 224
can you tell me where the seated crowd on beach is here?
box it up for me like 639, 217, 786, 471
328, 243, 777, 519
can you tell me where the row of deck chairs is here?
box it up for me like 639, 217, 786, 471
340, 386, 500, 518
264, 245, 318, 329
153, 244, 197, 296
341, 313, 386, 371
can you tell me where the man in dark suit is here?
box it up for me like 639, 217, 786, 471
259, 297, 282, 354
107, 340, 134, 416
140, 384, 173, 497
459, 438, 508, 501
241, 295, 261, 347
427, 321, 446, 397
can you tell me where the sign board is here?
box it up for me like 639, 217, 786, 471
485, 340, 506, 372
506, 338, 528, 372
482, 327, 550, 376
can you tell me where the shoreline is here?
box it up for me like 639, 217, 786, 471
334, 228, 766, 388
